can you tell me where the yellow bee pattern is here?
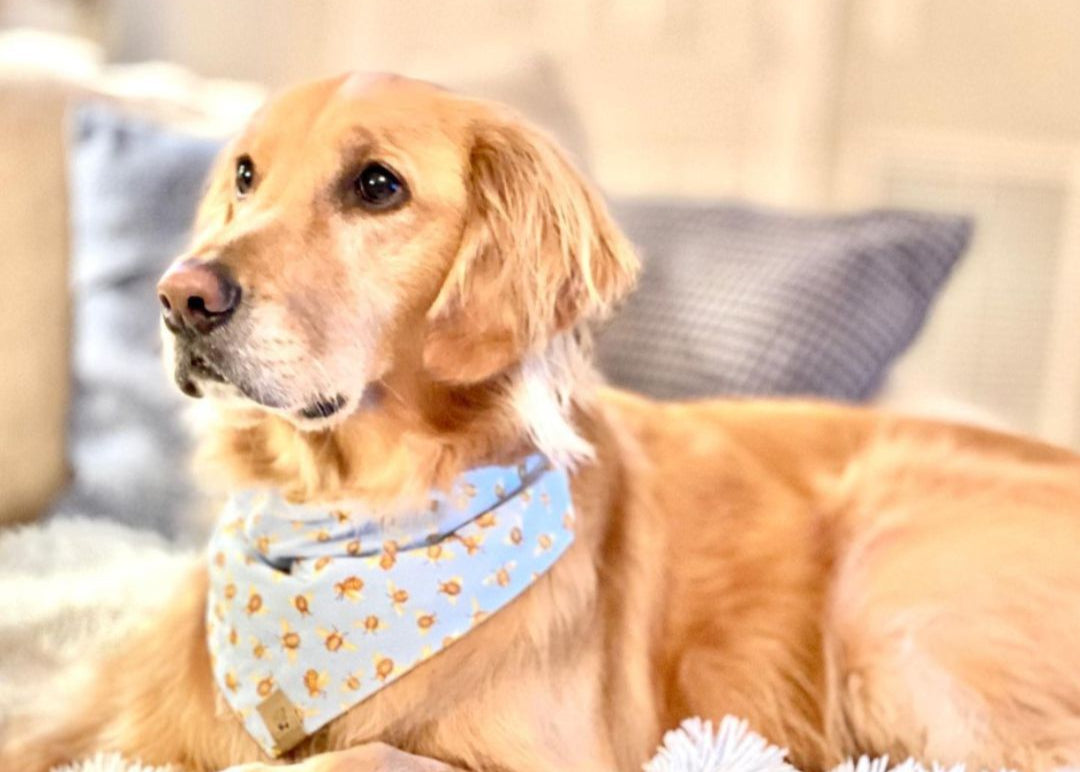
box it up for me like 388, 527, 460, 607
208, 453, 574, 758
355, 614, 386, 634
333, 575, 364, 602
316, 626, 356, 653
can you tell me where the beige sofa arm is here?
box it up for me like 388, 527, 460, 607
0, 77, 82, 526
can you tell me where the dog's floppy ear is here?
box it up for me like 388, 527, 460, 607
422, 113, 640, 383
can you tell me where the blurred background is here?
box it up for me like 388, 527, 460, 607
1, 2, 1080, 737
2, 0, 1080, 533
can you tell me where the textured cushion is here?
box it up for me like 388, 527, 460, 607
52, 104, 223, 540
597, 202, 971, 401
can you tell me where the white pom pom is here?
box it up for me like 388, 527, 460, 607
830, 756, 1018, 772
831, 756, 893, 772
644, 716, 796, 772
51, 751, 178, 772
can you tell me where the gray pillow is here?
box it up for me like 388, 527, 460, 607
597, 201, 971, 400
52, 103, 222, 542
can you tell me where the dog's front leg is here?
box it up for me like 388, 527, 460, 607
224, 743, 468, 772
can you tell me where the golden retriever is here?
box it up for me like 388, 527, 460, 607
4, 72, 1080, 772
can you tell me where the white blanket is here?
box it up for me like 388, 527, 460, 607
0, 518, 1051, 772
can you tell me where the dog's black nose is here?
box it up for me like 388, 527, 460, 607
157, 260, 240, 335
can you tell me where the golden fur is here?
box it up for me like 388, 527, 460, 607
4, 73, 1080, 772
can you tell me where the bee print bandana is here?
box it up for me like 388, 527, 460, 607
207, 454, 575, 757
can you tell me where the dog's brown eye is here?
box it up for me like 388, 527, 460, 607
354, 163, 406, 209
235, 155, 255, 198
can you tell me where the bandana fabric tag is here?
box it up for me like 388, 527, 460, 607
207, 454, 575, 756
255, 688, 305, 751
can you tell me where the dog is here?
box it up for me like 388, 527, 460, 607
4, 72, 1080, 772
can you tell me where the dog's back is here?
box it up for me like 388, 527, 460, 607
604, 390, 1080, 769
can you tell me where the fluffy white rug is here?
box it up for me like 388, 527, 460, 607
0, 518, 194, 721
0, 518, 1057, 772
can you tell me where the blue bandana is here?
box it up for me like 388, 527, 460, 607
207, 454, 575, 756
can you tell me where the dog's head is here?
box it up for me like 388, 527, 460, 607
158, 73, 637, 444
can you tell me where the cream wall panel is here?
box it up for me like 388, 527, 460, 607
843, 0, 1080, 142
97, 0, 844, 204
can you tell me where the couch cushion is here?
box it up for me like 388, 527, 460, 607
52, 104, 223, 541
596, 202, 971, 401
